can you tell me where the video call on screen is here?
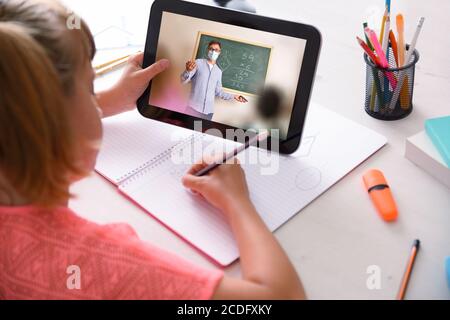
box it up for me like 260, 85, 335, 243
148, 12, 307, 139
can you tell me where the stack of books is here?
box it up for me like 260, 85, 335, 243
405, 116, 450, 188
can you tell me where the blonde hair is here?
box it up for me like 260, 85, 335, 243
0, 0, 96, 206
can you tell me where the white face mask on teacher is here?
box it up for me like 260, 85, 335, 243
207, 50, 220, 61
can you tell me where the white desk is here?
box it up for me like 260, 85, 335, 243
69, 0, 450, 299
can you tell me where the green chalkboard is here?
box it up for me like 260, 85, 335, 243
194, 32, 272, 96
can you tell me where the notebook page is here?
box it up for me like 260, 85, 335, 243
118, 104, 387, 266
119, 133, 242, 265
240, 104, 387, 231
95, 110, 193, 184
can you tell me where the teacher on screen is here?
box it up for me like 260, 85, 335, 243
181, 41, 247, 121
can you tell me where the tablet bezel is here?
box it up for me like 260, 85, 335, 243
137, 0, 321, 154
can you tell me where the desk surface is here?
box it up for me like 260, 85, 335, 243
69, 0, 450, 299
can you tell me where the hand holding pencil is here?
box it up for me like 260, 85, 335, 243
182, 156, 251, 214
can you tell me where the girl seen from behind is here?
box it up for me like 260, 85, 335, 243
0, 0, 305, 300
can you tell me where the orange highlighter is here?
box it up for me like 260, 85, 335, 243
363, 169, 398, 222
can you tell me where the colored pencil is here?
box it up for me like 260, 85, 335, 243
397, 239, 420, 300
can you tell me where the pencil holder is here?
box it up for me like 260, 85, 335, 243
364, 45, 419, 121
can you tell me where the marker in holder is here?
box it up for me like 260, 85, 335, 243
364, 44, 419, 121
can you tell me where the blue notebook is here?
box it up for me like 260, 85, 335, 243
425, 116, 450, 168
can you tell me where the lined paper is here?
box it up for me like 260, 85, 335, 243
95, 110, 193, 184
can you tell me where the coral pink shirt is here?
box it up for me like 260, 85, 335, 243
0, 206, 223, 300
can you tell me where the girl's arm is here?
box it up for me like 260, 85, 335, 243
182, 159, 306, 300
96, 53, 170, 118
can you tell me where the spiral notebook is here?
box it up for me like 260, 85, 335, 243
95, 103, 387, 266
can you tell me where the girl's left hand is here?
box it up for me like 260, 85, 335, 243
97, 52, 170, 117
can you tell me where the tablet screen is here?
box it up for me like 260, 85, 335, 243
147, 11, 307, 140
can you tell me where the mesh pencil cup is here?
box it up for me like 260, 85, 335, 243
364, 45, 420, 121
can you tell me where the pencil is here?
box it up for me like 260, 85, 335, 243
394, 26, 409, 110
389, 32, 411, 111
364, 23, 380, 111
377, 8, 388, 111
363, 23, 373, 50
389, 17, 425, 110
389, 30, 399, 67
95, 57, 129, 77
194, 131, 268, 177
94, 54, 131, 70
379, 6, 388, 43
397, 239, 420, 300
357, 36, 384, 109
382, 15, 391, 98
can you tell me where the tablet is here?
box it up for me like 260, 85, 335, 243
137, 0, 321, 154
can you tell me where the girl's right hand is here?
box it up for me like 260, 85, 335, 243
183, 157, 306, 300
182, 158, 251, 216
